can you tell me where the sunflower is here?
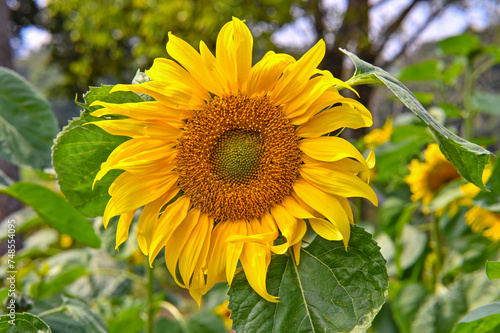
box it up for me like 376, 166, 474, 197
466, 206, 500, 241
405, 143, 461, 211
363, 116, 393, 149
90, 17, 377, 305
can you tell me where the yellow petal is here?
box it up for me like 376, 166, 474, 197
299, 136, 368, 167
199, 41, 227, 95
246, 51, 294, 97
103, 171, 179, 228
296, 105, 373, 138
111, 81, 205, 110
232, 17, 253, 89
166, 33, 222, 95
136, 189, 179, 255
148, 196, 191, 266
145, 57, 208, 99
300, 164, 378, 206
270, 40, 326, 105
94, 139, 176, 187
216, 20, 238, 93
205, 222, 233, 289
89, 118, 181, 140
281, 195, 317, 219
293, 179, 351, 248
115, 210, 137, 249
270, 204, 307, 255
90, 100, 190, 127
225, 214, 279, 246
225, 221, 248, 285
240, 242, 279, 303
292, 242, 302, 265
308, 218, 343, 241
165, 209, 212, 288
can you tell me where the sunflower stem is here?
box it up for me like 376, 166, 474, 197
145, 259, 155, 333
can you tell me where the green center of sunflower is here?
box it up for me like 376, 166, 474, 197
213, 131, 261, 185
176, 94, 301, 222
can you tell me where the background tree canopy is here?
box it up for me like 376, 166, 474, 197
5, 0, 499, 103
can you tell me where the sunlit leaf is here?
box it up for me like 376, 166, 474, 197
228, 225, 388, 332
486, 262, 500, 280
0, 182, 100, 248
342, 49, 492, 189
52, 85, 143, 217
0, 66, 58, 169
438, 33, 481, 56
398, 60, 439, 81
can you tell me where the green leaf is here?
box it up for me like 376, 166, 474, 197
398, 60, 439, 81
410, 280, 468, 333
474, 158, 500, 212
342, 49, 492, 189
440, 59, 466, 84
398, 224, 427, 271
452, 301, 500, 333
187, 312, 227, 333
392, 283, 429, 333
0, 288, 8, 304
228, 225, 388, 332
438, 33, 481, 56
61, 297, 108, 333
412, 92, 434, 106
52, 85, 143, 217
0, 312, 52, 333
0, 66, 59, 169
471, 93, 500, 116
486, 262, 500, 280
35, 267, 87, 299
0, 182, 100, 248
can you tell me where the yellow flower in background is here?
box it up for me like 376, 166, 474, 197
215, 299, 232, 330
60, 234, 74, 249
90, 18, 377, 305
466, 206, 500, 241
405, 143, 461, 210
363, 116, 393, 149
459, 166, 492, 206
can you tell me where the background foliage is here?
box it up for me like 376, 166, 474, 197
1, 0, 500, 332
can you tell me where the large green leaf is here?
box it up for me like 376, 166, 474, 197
0, 312, 52, 333
34, 267, 88, 299
398, 60, 439, 81
0, 182, 100, 248
437, 33, 481, 56
52, 85, 143, 217
452, 301, 500, 333
0, 67, 58, 169
228, 225, 388, 332
341, 49, 492, 189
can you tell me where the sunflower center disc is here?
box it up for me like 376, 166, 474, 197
176, 94, 301, 222
213, 131, 261, 185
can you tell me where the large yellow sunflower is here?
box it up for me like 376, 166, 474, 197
466, 206, 500, 241
405, 143, 461, 210
89, 18, 377, 304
